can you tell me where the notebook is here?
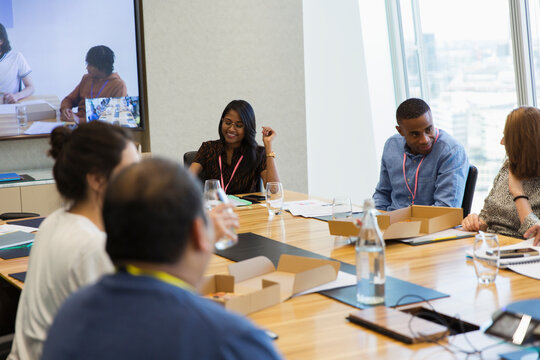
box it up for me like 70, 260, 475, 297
0, 231, 35, 250
0, 173, 21, 182
466, 239, 540, 279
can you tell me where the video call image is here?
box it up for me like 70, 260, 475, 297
86, 97, 140, 128
0, 0, 142, 137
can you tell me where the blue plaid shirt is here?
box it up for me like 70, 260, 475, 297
373, 129, 469, 211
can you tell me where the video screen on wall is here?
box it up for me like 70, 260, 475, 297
0, 0, 145, 139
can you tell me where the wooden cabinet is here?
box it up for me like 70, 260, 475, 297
0, 187, 22, 213
20, 184, 62, 216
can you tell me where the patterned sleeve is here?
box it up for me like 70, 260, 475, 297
479, 164, 506, 224
193, 142, 211, 169
519, 212, 540, 235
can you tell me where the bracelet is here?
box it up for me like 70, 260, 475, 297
513, 195, 529, 202
266, 152, 276, 158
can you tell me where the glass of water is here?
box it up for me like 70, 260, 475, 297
16, 106, 28, 127
473, 233, 499, 284
203, 179, 222, 210
332, 197, 352, 219
265, 182, 284, 216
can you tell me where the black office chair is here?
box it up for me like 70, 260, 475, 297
462, 165, 478, 218
0, 212, 40, 221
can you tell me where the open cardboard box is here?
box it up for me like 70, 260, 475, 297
328, 205, 463, 240
200, 254, 340, 315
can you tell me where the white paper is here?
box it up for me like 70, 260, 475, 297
466, 238, 540, 270
0, 104, 16, 114
293, 271, 357, 297
284, 200, 362, 218
0, 224, 38, 235
24, 121, 64, 135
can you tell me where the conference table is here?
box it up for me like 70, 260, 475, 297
1, 191, 539, 359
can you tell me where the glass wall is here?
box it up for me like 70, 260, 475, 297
393, 0, 517, 213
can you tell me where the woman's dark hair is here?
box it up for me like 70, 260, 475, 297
0, 23, 11, 57
49, 121, 133, 203
218, 100, 258, 167
85, 45, 115, 76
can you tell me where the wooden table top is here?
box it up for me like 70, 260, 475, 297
1, 191, 538, 359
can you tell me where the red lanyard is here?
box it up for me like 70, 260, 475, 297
219, 155, 243, 194
402, 129, 440, 205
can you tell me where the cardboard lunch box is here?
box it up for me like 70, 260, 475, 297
328, 205, 463, 240
200, 254, 340, 315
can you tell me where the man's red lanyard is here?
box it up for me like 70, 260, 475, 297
219, 155, 243, 194
402, 129, 440, 205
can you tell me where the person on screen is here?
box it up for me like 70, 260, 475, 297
462, 107, 540, 241
189, 100, 280, 194
60, 45, 127, 123
373, 98, 469, 211
41, 158, 281, 360
0, 23, 35, 103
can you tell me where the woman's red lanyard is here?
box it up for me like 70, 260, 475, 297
219, 155, 243, 194
402, 129, 440, 205
90, 80, 109, 98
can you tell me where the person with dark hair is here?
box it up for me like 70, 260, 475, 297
0, 23, 35, 103
373, 98, 469, 211
41, 158, 281, 360
8, 122, 139, 360
189, 100, 280, 194
463, 107, 540, 241
60, 45, 127, 123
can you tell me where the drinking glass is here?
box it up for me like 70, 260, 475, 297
16, 106, 28, 127
265, 182, 284, 216
332, 197, 352, 219
203, 179, 222, 210
203, 180, 237, 250
473, 233, 499, 284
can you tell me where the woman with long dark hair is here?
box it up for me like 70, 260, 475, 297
189, 100, 280, 194
0, 23, 34, 103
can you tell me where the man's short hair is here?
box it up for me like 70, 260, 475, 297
85, 45, 115, 76
103, 158, 204, 265
396, 98, 431, 123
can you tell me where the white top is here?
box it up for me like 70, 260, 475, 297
8, 208, 114, 360
0, 50, 31, 94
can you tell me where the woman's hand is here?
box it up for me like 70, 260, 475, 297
262, 126, 276, 149
208, 204, 239, 242
508, 170, 525, 197
462, 213, 487, 232
524, 225, 540, 246
61, 108, 73, 122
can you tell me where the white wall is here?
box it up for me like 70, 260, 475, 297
303, 0, 396, 205
142, 0, 308, 192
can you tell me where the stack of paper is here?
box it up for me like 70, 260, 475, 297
284, 200, 362, 218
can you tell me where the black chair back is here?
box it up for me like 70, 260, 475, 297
462, 165, 478, 218
0, 212, 40, 221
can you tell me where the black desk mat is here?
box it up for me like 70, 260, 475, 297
9, 217, 45, 228
9, 272, 26, 283
216, 232, 449, 309
0, 245, 32, 260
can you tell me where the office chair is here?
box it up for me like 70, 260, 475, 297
0, 212, 40, 221
462, 165, 478, 218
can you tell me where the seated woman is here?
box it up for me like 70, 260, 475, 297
0, 23, 35, 103
189, 99, 280, 194
462, 107, 540, 240
60, 45, 127, 123
9, 122, 139, 360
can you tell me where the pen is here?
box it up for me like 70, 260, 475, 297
412, 234, 474, 245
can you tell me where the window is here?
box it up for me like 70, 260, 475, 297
389, 0, 517, 213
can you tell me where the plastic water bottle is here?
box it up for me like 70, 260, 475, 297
356, 199, 386, 305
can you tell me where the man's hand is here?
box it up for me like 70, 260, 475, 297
208, 204, 239, 243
